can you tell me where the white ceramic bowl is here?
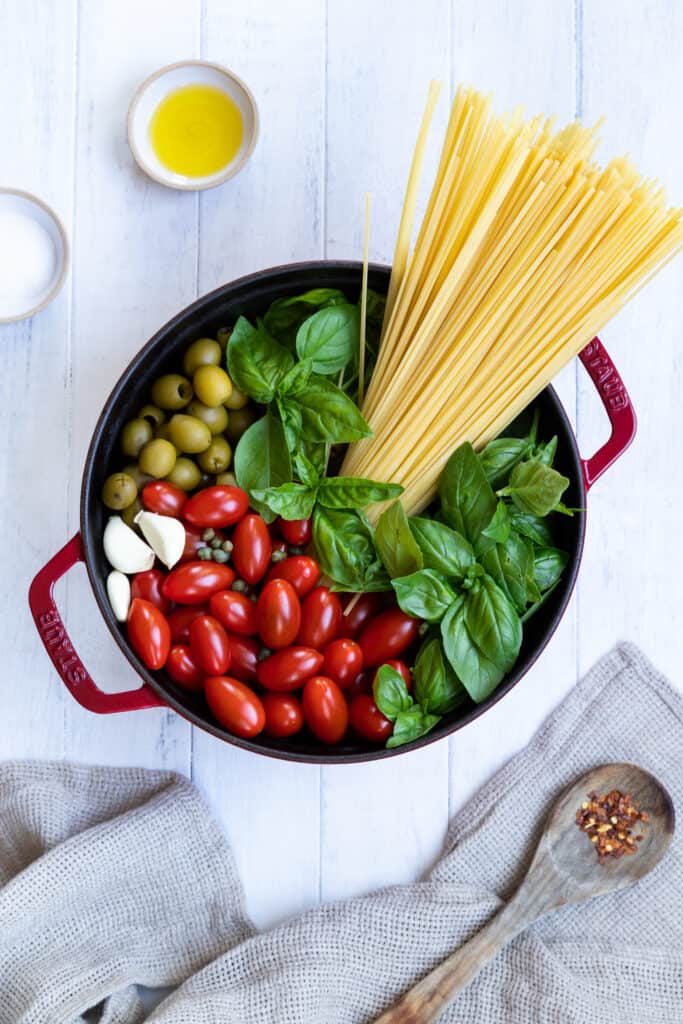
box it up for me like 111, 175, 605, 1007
0, 189, 69, 324
127, 60, 259, 191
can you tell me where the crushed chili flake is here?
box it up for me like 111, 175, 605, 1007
575, 789, 649, 862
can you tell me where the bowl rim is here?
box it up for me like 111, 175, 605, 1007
126, 59, 260, 192
80, 259, 586, 764
0, 187, 70, 324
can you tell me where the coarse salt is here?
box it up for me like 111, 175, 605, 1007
0, 209, 57, 313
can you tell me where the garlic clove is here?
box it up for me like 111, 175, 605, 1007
106, 570, 131, 622
103, 516, 155, 574
134, 510, 185, 569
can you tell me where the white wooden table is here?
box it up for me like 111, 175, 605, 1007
2, 0, 681, 931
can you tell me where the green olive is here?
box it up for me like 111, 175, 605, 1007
122, 464, 154, 490
154, 422, 181, 452
226, 405, 257, 442
120, 418, 153, 457
121, 497, 143, 529
183, 338, 222, 377
139, 438, 177, 478
165, 457, 202, 491
151, 374, 193, 410
193, 365, 232, 407
186, 399, 229, 435
216, 326, 232, 351
138, 403, 166, 429
197, 437, 232, 474
168, 414, 212, 454
215, 471, 237, 486
102, 472, 138, 510
224, 384, 248, 410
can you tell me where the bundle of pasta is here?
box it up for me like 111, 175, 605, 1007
341, 85, 683, 516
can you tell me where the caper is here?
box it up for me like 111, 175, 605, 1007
138, 404, 166, 429
121, 497, 143, 530
122, 464, 154, 490
216, 326, 231, 351
168, 414, 212, 454
193, 365, 232, 407
164, 457, 201, 491
183, 337, 222, 377
102, 472, 138, 510
138, 438, 177, 478
151, 374, 193, 410
120, 418, 153, 457
186, 399, 229, 435
225, 405, 257, 442
215, 471, 237, 486
197, 437, 232, 474
224, 385, 248, 410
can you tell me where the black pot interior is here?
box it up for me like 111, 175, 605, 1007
82, 261, 585, 763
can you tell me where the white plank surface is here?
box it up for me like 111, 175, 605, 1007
1, 0, 681, 933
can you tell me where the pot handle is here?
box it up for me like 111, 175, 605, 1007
579, 337, 637, 492
28, 533, 166, 714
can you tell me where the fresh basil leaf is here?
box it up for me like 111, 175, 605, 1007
480, 437, 531, 488
374, 501, 423, 579
263, 288, 347, 347
441, 596, 505, 703
533, 546, 569, 592
278, 358, 313, 397
413, 635, 466, 715
408, 518, 474, 581
439, 442, 497, 545
481, 501, 511, 544
293, 451, 320, 488
392, 569, 456, 623
233, 413, 292, 524
480, 530, 534, 614
508, 510, 554, 546
291, 375, 372, 443
317, 477, 403, 510
464, 574, 522, 673
364, 288, 386, 330
533, 435, 558, 467
521, 578, 561, 624
554, 502, 577, 517
313, 507, 390, 592
498, 459, 570, 517
250, 482, 317, 521
296, 304, 360, 375
276, 396, 302, 454
386, 705, 441, 749
227, 317, 293, 402
373, 664, 413, 721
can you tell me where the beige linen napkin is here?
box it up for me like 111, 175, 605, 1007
1, 643, 681, 1023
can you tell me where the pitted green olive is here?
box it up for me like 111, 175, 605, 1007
120, 418, 153, 457
138, 404, 166, 429
183, 338, 222, 377
192, 365, 232, 407
224, 384, 248, 410
197, 437, 232, 474
102, 473, 138, 510
139, 438, 177, 478
121, 497, 143, 529
122, 464, 154, 490
164, 457, 202, 491
168, 414, 212, 454
215, 471, 237, 486
225, 405, 257, 442
151, 374, 193, 410
186, 399, 229, 435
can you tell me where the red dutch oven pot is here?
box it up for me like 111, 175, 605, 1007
28, 262, 636, 763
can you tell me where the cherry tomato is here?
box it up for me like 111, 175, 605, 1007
257, 579, 301, 650
162, 561, 235, 605
302, 676, 349, 744
257, 647, 324, 692
322, 638, 364, 689
209, 589, 258, 636
205, 676, 265, 738
297, 587, 343, 649
336, 593, 383, 638
127, 598, 171, 671
225, 633, 260, 682
141, 481, 187, 517
344, 669, 374, 702
271, 539, 288, 555
374, 659, 412, 693
265, 555, 320, 597
232, 514, 272, 585
131, 569, 170, 614
189, 614, 231, 675
184, 485, 249, 528
167, 604, 208, 643
349, 694, 393, 743
277, 516, 312, 546
358, 609, 420, 666
165, 644, 205, 692
180, 524, 206, 563
262, 693, 305, 738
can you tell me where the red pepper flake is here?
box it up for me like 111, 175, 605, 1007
575, 789, 649, 862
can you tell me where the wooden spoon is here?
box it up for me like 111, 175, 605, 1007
374, 763, 674, 1024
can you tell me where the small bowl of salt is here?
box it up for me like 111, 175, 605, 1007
0, 189, 69, 324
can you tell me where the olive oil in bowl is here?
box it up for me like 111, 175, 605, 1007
150, 84, 244, 178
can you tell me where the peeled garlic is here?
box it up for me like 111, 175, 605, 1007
103, 516, 155, 574
106, 570, 131, 622
134, 510, 185, 569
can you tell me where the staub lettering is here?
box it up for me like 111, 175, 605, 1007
583, 342, 629, 414
38, 610, 87, 684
